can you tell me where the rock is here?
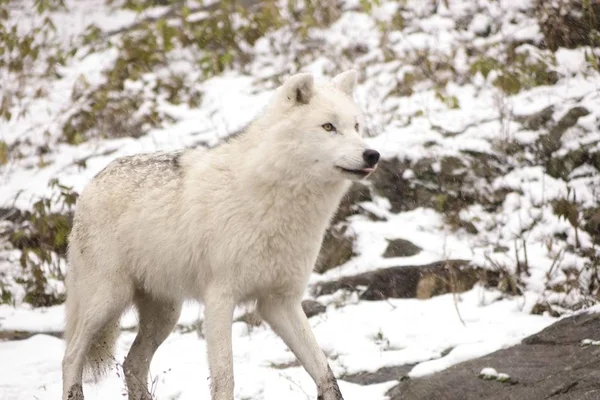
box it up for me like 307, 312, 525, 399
343, 365, 416, 385
370, 158, 454, 214
513, 105, 554, 131
531, 302, 561, 318
301, 299, 327, 318
0, 330, 63, 341
536, 0, 600, 51
387, 311, 600, 399
369, 154, 509, 221
461, 221, 479, 234
0, 207, 26, 224
332, 182, 372, 226
583, 208, 600, 245
460, 150, 504, 183
234, 299, 327, 327
438, 156, 468, 192
318, 151, 506, 273
592, 150, 600, 172
383, 238, 422, 258
370, 158, 413, 213
313, 260, 494, 300
316, 182, 372, 273
546, 143, 595, 179
316, 226, 355, 273
270, 360, 301, 369
538, 106, 590, 156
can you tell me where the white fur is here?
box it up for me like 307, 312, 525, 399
62, 70, 377, 400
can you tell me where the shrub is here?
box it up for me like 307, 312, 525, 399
536, 0, 600, 51
2, 179, 78, 306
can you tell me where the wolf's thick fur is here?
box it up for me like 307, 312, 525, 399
62, 70, 379, 400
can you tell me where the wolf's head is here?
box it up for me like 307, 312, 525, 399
257, 70, 379, 183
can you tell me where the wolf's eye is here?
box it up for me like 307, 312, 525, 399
355, 123, 359, 132
322, 123, 336, 132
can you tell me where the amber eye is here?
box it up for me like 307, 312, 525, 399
322, 123, 336, 132
355, 123, 359, 131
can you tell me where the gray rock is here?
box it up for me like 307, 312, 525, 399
316, 226, 355, 273
584, 208, 600, 245
333, 182, 373, 225
234, 299, 327, 327
0, 207, 25, 224
370, 158, 413, 214
301, 299, 326, 318
513, 105, 554, 131
387, 311, 600, 399
383, 238, 422, 258
313, 260, 492, 300
370, 155, 507, 218
0, 330, 63, 341
316, 182, 372, 273
539, 106, 590, 156
536, 0, 600, 51
343, 365, 416, 385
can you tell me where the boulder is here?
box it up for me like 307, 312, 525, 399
234, 299, 327, 327
343, 365, 416, 385
538, 106, 590, 156
301, 299, 327, 318
584, 208, 600, 245
387, 311, 600, 399
370, 156, 506, 220
369, 158, 413, 213
316, 182, 372, 273
382, 238, 422, 258
313, 260, 493, 300
536, 0, 600, 51
513, 105, 554, 131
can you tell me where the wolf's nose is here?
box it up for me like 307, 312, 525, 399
363, 149, 380, 167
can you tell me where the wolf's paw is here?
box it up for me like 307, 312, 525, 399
66, 384, 84, 400
317, 386, 344, 400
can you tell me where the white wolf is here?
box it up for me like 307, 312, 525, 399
62, 69, 380, 400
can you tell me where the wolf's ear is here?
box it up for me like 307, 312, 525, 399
282, 73, 314, 105
332, 69, 358, 96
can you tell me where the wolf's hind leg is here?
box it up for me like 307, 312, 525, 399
123, 292, 182, 400
62, 282, 132, 400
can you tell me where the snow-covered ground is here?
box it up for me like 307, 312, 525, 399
0, 287, 554, 399
1, 0, 599, 398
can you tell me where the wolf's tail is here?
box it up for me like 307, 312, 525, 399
64, 279, 121, 380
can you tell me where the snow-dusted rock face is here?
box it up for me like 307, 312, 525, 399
1, 0, 599, 399
389, 310, 600, 399
535, 0, 600, 52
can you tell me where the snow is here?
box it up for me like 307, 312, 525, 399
479, 367, 511, 382
0, 287, 553, 399
469, 14, 491, 35
497, 372, 511, 381
479, 367, 498, 378
581, 339, 600, 346
1, 0, 600, 398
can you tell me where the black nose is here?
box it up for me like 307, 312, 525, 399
362, 149, 380, 167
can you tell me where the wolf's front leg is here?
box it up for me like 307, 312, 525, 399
204, 292, 236, 400
258, 297, 344, 400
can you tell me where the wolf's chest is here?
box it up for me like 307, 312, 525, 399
242, 218, 324, 264
213, 215, 326, 294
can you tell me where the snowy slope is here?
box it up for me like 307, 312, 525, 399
1, 0, 599, 399
0, 288, 554, 399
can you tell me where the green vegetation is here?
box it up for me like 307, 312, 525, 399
471, 49, 557, 95
2, 180, 78, 306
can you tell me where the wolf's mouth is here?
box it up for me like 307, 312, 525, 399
336, 165, 377, 177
